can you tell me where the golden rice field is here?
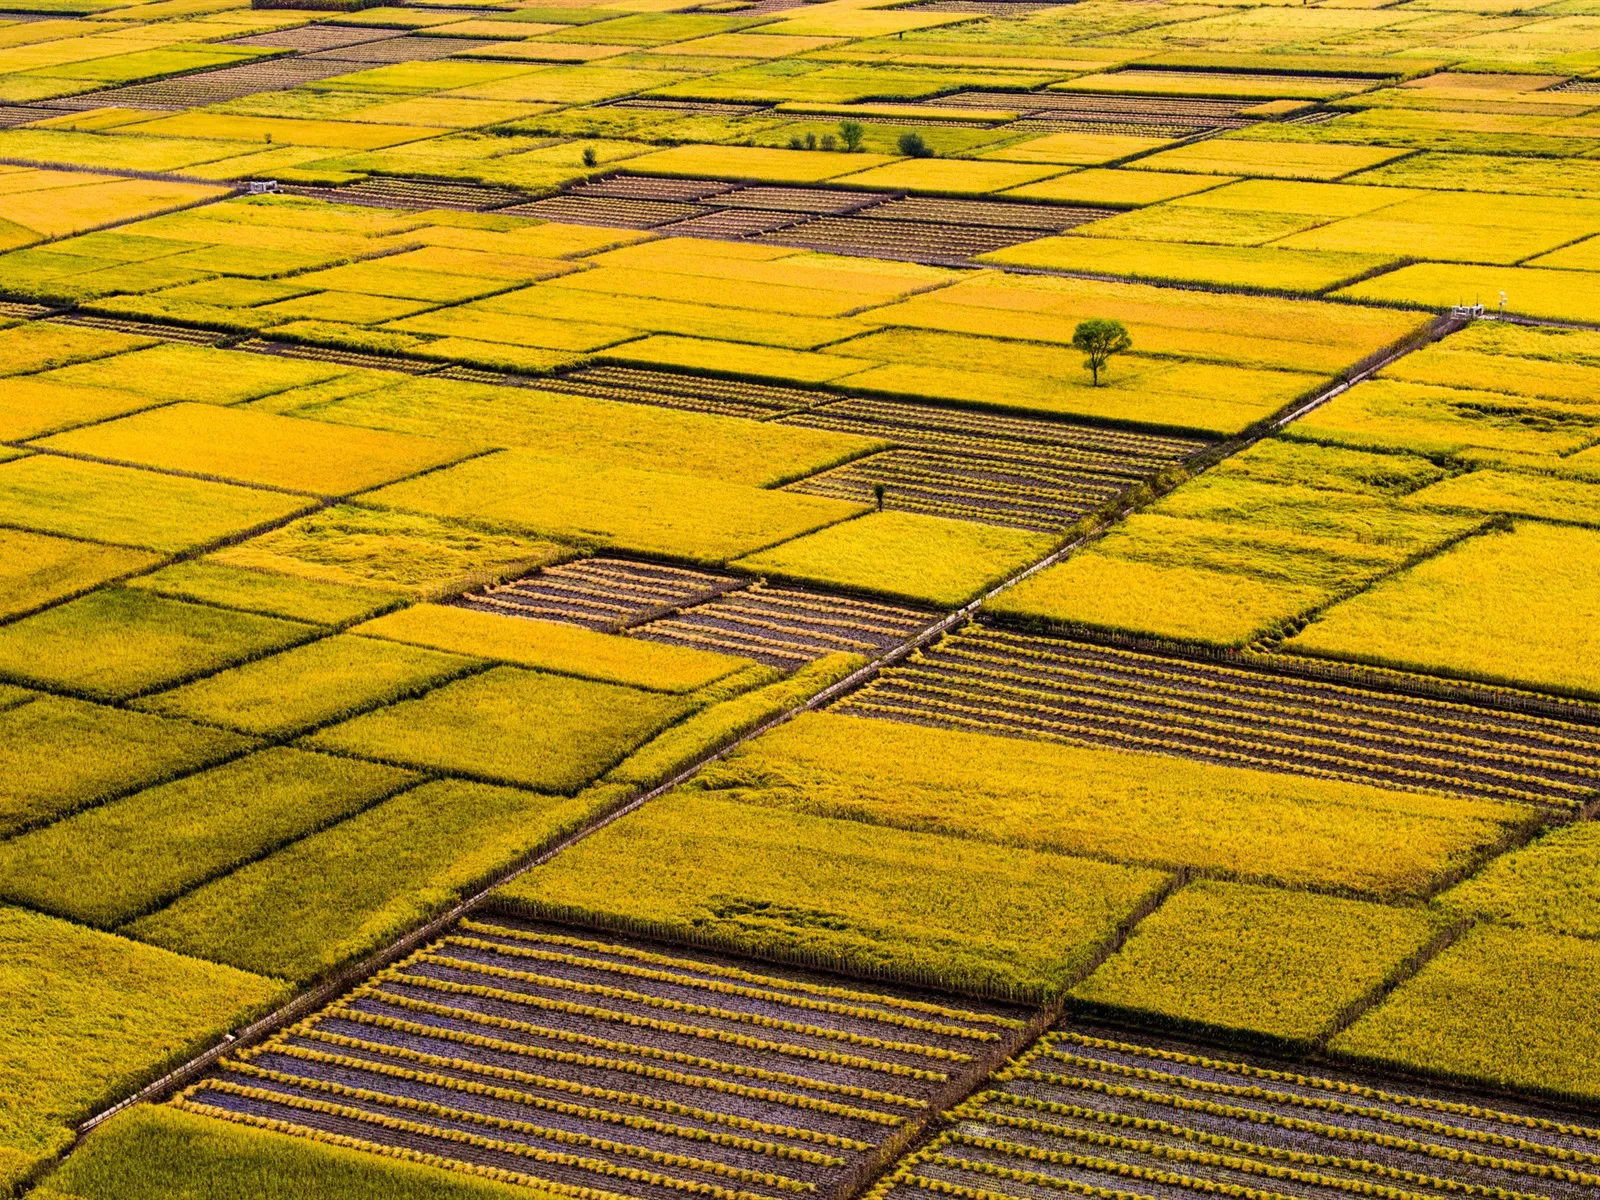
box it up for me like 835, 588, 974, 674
2, 0, 1599, 1197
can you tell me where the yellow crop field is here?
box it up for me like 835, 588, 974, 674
364, 447, 866, 564
1132, 139, 1408, 180
353, 603, 750, 692
7, 0, 1600, 1179
984, 235, 1396, 293
302, 373, 883, 486
37, 402, 476, 497
1338, 261, 1600, 324
1288, 521, 1600, 699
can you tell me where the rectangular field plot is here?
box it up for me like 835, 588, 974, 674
835, 625, 1600, 809
873, 1024, 1600, 1200
781, 397, 1207, 532
631, 582, 934, 670
174, 918, 1036, 1200
460, 558, 933, 670
679, 711, 1533, 901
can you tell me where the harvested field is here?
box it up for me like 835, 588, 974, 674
571, 176, 740, 202
48, 314, 228, 346
175, 917, 1034, 1200
663, 209, 812, 238
934, 92, 1254, 135
460, 556, 930, 668
534, 365, 838, 419
611, 98, 775, 118
506, 195, 711, 229
307, 36, 498, 64
711, 188, 883, 215
835, 625, 1600, 809
873, 1025, 1600, 1200
224, 28, 408, 53
633, 582, 932, 669
783, 398, 1204, 532
288, 177, 535, 212
456, 557, 745, 632
762, 216, 1035, 261
857, 198, 1110, 231
66, 60, 362, 111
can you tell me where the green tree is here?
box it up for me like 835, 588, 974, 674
1071, 318, 1132, 386
839, 120, 865, 151
897, 131, 932, 158
581, 146, 597, 167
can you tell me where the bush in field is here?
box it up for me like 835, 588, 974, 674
839, 121, 864, 151
897, 132, 932, 158
1071, 318, 1132, 386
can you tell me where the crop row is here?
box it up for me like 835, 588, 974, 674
219, 1059, 823, 1193
949, 633, 1600, 758
286, 1025, 880, 1149
437, 933, 1004, 1041
888, 657, 1595, 789
765, 219, 1034, 261
838, 689, 1570, 809
1043, 1035, 1600, 1154
328, 995, 921, 1115
233, 1041, 848, 1167
932, 1127, 1464, 1200
635, 586, 927, 667
790, 451, 1124, 533
839, 634, 1594, 806
1009, 1054, 1600, 1174
864, 1034, 1600, 1200
172, 1089, 641, 1200
406, 953, 972, 1075
387, 964, 962, 1080
951, 1094, 1542, 1200
539, 366, 828, 419
452, 922, 1024, 1030
181, 1079, 799, 1200
165, 916, 1028, 1200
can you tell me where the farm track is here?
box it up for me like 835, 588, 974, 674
175, 917, 1036, 1200
875, 1026, 1600, 1200
833, 626, 1600, 809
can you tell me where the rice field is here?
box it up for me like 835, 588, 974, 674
5, 0, 1600, 1195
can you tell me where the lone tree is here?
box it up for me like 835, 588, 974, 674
1071, 318, 1131, 386
839, 120, 865, 152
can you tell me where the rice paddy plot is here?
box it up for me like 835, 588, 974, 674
291, 176, 537, 212
933, 91, 1254, 136
455, 557, 748, 632
857, 198, 1111, 232
174, 916, 1035, 1200
783, 396, 1206, 531
508, 194, 710, 229
569, 175, 742, 202
632, 582, 933, 670
761, 215, 1037, 262
529, 364, 838, 419
71, 59, 365, 111
834, 625, 1600, 809
788, 450, 1124, 533
873, 1025, 1600, 1200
